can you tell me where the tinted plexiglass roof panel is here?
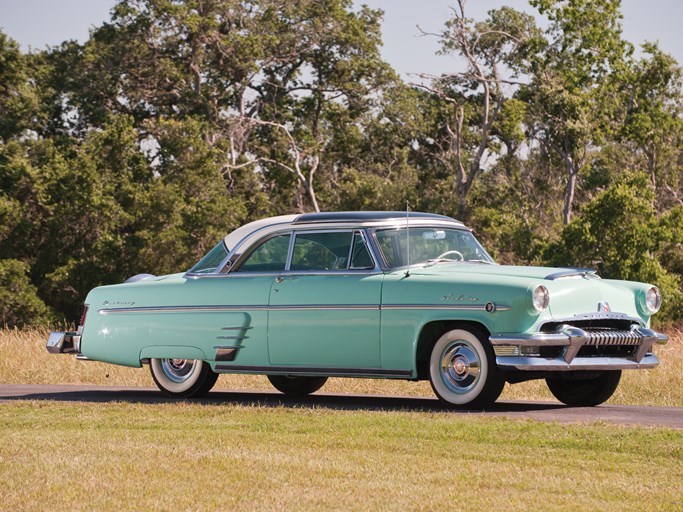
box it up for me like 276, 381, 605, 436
294, 211, 456, 224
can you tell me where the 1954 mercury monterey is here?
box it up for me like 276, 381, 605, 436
47, 212, 668, 408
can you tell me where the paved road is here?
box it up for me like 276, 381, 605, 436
1, 384, 681, 428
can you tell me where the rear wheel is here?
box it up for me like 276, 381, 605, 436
546, 370, 621, 407
150, 358, 218, 398
267, 375, 328, 396
428, 328, 504, 409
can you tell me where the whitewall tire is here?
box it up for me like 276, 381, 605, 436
150, 358, 218, 398
429, 328, 504, 409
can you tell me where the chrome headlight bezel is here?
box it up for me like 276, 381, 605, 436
531, 285, 550, 312
644, 286, 662, 314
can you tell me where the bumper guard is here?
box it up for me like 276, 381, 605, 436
46, 332, 81, 354
490, 325, 668, 371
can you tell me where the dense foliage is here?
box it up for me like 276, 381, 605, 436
1, 0, 681, 326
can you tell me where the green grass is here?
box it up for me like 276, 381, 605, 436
0, 402, 683, 511
1, 401, 681, 511
2, 328, 682, 510
2, 327, 682, 406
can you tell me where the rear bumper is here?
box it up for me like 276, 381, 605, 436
46, 332, 81, 354
490, 325, 668, 371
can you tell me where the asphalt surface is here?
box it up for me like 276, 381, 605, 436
1, 384, 681, 428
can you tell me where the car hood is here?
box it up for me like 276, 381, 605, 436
385, 263, 651, 328
405, 263, 571, 280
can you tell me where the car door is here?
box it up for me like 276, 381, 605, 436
207, 233, 291, 367
267, 230, 383, 369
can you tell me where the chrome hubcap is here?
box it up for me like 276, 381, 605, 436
161, 358, 195, 383
440, 342, 481, 394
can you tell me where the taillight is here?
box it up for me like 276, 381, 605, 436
78, 305, 89, 330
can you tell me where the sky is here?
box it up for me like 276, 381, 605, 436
0, 0, 682, 80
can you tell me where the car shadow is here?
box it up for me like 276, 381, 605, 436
0, 386, 566, 414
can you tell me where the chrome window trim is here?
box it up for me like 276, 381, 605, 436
185, 216, 468, 278
345, 232, 356, 269
279, 270, 381, 277
287, 229, 354, 272
349, 230, 377, 271
368, 225, 492, 271
230, 231, 293, 275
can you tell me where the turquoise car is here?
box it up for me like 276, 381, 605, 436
46, 212, 668, 408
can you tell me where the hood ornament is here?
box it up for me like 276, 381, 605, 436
597, 302, 610, 313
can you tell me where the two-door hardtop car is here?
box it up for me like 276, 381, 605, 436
47, 211, 668, 408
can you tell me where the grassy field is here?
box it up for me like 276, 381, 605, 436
1, 400, 682, 511
1, 328, 682, 511
1, 327, 681, 406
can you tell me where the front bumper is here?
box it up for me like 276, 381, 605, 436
490, 325, 668, 371
46, 332, 81, 354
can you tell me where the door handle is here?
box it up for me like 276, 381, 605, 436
275, 277, 284, 283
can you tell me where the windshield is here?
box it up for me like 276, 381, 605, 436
188, 241, 229, 274
375, 227, 494, 268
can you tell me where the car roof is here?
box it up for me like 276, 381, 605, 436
293, 211, 455, 224
223, 211, 466, 252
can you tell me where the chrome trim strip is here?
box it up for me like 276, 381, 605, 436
190, 269, 382, 279
272, 305, 379, 311
99, 303, 510, 314
496, 353, 660, 371
382, 304, 511, 312
214, 364, 412, 378
544, 312, 644, 324
221, 326, 253, 331
216, 335, 249, 340
99, 305, 269, 314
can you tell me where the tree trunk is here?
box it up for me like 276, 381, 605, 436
563, 169, 577, 226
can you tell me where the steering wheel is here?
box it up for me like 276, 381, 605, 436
433, 250, 464, 262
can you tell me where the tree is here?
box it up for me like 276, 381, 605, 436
524, 0, 632, 225
417, 1, 541, 214
0, 32, 40, 140
0, 260, 53, 327
618, 43, 683, 208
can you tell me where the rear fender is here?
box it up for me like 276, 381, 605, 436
139, 346, 210, 363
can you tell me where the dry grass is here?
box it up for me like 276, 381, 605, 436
2, 329, 682, 511
1, 327, 681, 406
1, 401, 682, 512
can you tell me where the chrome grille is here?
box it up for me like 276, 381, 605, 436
584, 329, 643, 346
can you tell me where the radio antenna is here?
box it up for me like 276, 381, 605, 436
405, 202, 411, 277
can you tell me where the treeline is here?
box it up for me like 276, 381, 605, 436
1, 0, 682, 326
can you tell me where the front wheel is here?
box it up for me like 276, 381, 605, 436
546, 370, 621, 407
150, 358, 218, 398
267, 375, 328, 396
428, 328, 504, 409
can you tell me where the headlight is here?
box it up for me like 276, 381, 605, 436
532, 285, 550, 312
645, 286, 662, 314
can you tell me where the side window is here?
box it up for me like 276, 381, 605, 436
235, 234, 291, 272
290, 232, 353, 271
377, 230, 401, 267
350, 232, 374, 269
